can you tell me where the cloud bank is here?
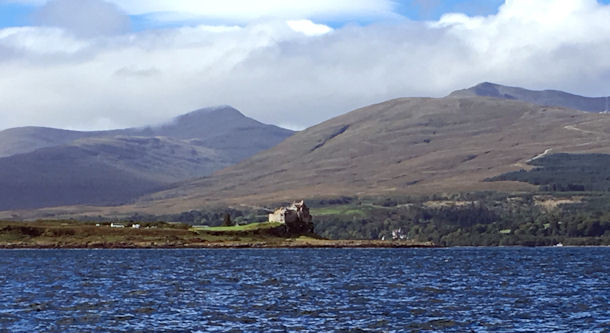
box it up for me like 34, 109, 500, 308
0, 0, 609, 131
33, 0, 129, 37
3, 0, 398, 23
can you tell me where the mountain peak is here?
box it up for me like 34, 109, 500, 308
468, 82, 507, 99
0, 104, 294, 211
152, 105, 285, 142
133, 95, 610, 210
174, 105, 245, 123
449, 82, 608, 112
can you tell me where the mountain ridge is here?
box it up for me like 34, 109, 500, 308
0, 106, 293, 158
449, 82, 609, 112
5, 84, 610, 218
0, 106, 294, 210
125, 95, 610, 215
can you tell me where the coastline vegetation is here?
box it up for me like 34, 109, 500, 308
134, 191, 609, 247
0, 219, 433, 248
3, 191, 609, 247
308, 192, 610, 246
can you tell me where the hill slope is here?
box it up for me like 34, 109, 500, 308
132, 96, 610, 214
0, 106, 293, 210
0, 106, 293, 159
0, 127, 96, 158
449, 82, 609, 112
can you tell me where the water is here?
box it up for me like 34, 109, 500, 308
0, 248, 608, 332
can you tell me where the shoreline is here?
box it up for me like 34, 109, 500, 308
0, 240, 438, 249
2, 243, 608, 249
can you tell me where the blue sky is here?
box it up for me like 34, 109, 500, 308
0, 0, 609, 130
396, 0, 608, 19
0, 2, 32, 27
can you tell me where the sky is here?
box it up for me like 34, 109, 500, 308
0, 0, 609, 131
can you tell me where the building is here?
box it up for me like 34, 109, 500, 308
268, 200, 312, 224
392, 228, 408, 240
268, 200, 314, 234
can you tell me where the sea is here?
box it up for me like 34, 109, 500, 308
0, 247, 608, 332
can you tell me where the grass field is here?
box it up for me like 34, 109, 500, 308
190, 221, 283, 232
0, 219, 290, 247
0, 220, 196, 247
0, 219, 436, 248
311, 205, 368, 217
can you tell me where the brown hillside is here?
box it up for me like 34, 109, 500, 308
130, 96, 610, 213
5, 95, 610, 219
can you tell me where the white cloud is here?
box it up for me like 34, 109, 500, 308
3, 0, 397, 23
109, 0, 396, 22
287, 20, 332, 36
0, 0, 609, 131
0, 26, 89, 55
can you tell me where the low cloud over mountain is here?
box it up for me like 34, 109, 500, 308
0, 0, 609, 131
0, 106, 293, 210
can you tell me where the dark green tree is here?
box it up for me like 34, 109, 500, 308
223, 213, 233, 226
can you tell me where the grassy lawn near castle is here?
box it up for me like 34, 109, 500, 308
190, 221, 283, 232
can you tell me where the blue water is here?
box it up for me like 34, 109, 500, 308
0, 248, 608, 332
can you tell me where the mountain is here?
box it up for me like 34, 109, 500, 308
0, 106, 293, 210
130, 96, 610, 214
137, 106, 294, 161
0, 106, 292, 159
449, 82, 609, 112
0, 136, 227, 210
0, 127, 97, 158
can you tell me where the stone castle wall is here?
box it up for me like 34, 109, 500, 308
268, 200, 314, 234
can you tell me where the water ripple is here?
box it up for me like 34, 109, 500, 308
0, 247, 608, 332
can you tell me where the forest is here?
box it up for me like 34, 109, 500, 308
488, 153, 610, 192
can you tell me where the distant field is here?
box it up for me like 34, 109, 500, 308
191, 221, 283, 232
0, 220, 292, 247
0, 219, 435, 248
311, 205, 368, 217
0, 220, 196, 247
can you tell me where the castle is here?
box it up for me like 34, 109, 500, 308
268, 200, 314, 234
